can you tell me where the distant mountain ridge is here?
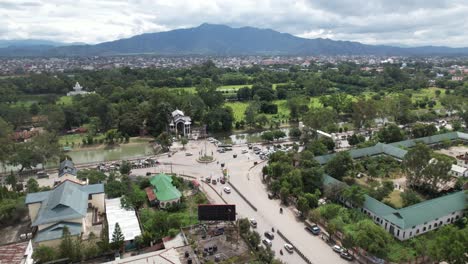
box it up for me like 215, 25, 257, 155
1, 23, 468, 57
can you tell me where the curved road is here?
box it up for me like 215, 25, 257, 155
131, 141, 352, 264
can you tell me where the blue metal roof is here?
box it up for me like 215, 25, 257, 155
34, 222, 82, 242
25, 181, 104, 226
59, 159, 77, 177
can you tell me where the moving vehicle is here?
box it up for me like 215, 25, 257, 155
284, 243, 294, 253
223, 186, 231, 193
262, 238, 272, 247
242, 149, 248, 154
250, 219, 257, 228
305, 225, 321, 235
264, 231, 274, 240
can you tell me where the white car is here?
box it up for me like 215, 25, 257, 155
242, 150, 248, 154
223, 187, 231, 194
250, 219, 257, 228
332, 245, 344, 253
262, 238, 272, 247
284, 243, 294, 253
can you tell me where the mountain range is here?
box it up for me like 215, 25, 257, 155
1, 23, 468, 57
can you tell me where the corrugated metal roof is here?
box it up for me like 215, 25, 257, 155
106, 198, 142, 242
25, 181, 104, 226
59, 159, 77, 177
0, 241, 30, 264
34, 222, 82, 242
386, 191, 467, 229
149, 174, 182, 202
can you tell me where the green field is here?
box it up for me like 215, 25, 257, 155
57, 96, 73, 105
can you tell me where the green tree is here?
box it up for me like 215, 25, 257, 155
33, 245, 57, 263
0, 117, 13, 165
6, 172, 17, 190
297, 196, 310, 217
346, 219, 393, 259
180, 137, 188, 149
378, 124, 405, 143
239, 218, 251, 234
289, 127, 302, 140
121, 184, 147, 209
400, 190, 422, 207
111, 222, 125, 252
427, 225, 468, 264
342, 185, 367, 207
272, 130, 286, 141
261, 131, 274, 142
119, 161, 132, 175
156, 132, 172, 152
26, 178, 40, 193
325, 152, 353, 180
59, 226, 78, 261
403, 143, 432, 187
303, 107, 337, 132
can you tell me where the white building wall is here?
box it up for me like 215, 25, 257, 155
22, 240, 34, 264
363, 208, 464, 240
89, 193, 105, 213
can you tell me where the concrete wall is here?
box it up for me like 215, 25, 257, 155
89, 193, 105, 213
24, 240, 34, 264
27, 203, 41, 223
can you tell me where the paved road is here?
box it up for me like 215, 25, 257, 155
131, 141, 352, 264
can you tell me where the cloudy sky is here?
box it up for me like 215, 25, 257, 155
1, 0, 468, 47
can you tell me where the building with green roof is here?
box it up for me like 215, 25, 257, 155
319, 132, 468, 241
146, 173, 182, 208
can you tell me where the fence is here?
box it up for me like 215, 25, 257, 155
228, 182, 257, 211
276, 229, 313, 264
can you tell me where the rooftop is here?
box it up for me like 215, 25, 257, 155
0, 241, 31, 264
25, 180, 104, 226
106, 198, 142, 242
149, 174, 182, 202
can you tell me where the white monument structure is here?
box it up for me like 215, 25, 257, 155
67, 82, 93, 96
169, 109, 191, 137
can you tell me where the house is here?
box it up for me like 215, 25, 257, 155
451, 164, 468, 178
25, 180, 105, 247
169, 109, 191, 137
456, 152, 468, 168
319, 132, 468, 241
55, 159, 87, 185
106, 198, 142, 250
0, 240, 34, 264
146, 174, 182, 208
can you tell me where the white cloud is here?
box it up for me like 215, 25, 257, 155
0, 0, 467, 47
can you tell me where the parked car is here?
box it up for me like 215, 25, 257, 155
305, 225, 321, 235
250, 219, 257, 228
205, 177, 211, 183
185, 152, 193, 156
262, 238, 272, 247
211, 179, 217, 185
332, 245, 344, 253
242, 149, 248, 154
267, 193, 274, 199
284, 243, 294, 253
264, 231, 274, 240
340, 251, 354, 261
36, 171, 48, 178
220, 178, 226, 184
248, 144, 253, 149
223, 187, 231, 193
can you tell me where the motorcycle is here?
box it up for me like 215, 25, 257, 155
279, 208, 283, 214
280, 249, 283, 255
272, 227, 275, 232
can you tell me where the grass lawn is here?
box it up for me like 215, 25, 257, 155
225, 101, 249, 122
57, 96, 73, 105
384, 190, 404, 209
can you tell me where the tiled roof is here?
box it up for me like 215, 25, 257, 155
25, 181, 104, 226
149, 174, 182, 202
0, 241, 30, 264
34, 222, 82, 243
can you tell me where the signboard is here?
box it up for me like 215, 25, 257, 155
198, 204, 236, 221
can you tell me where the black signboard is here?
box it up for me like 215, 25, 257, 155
198, 204, 236, 221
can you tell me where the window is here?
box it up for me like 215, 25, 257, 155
423, 227, 426, 232
447, 219, 450, 223
410, 232, 412, 237
456, 215, 460, 220
88, 194, 92, 200
397, 230, 400, 236
429, 225, 431, 229
434, 223, 438, 228
416, 229, 419, 234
